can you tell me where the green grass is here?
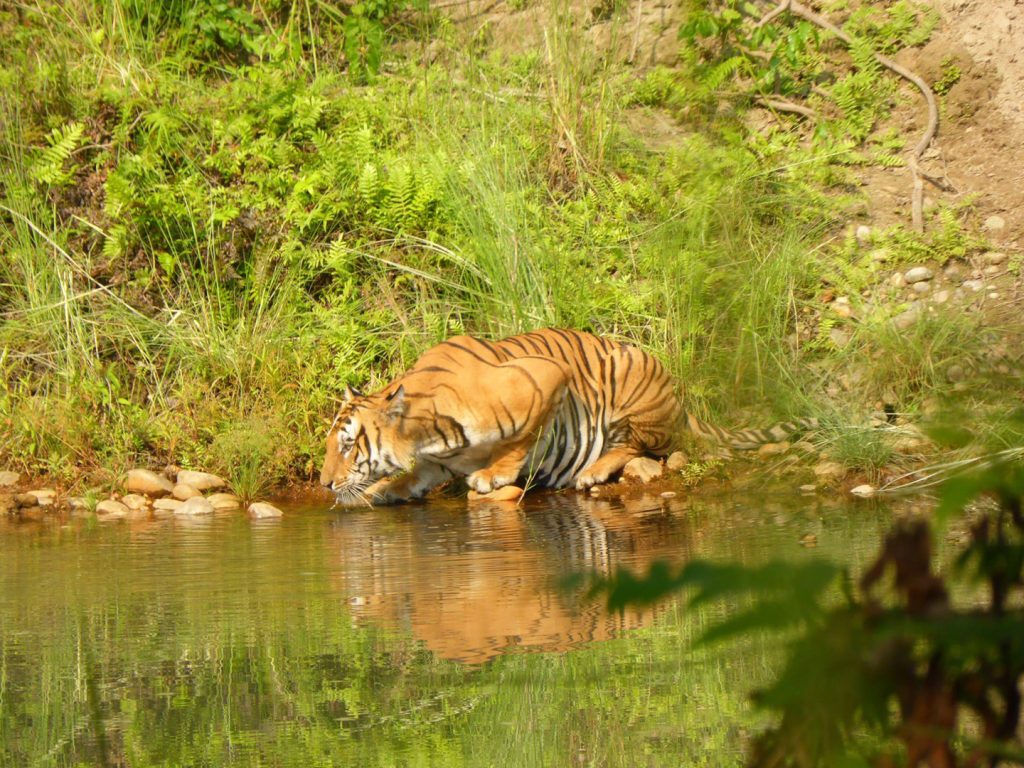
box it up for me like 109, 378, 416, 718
0, 0, 1018, 486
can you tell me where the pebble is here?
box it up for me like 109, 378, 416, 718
988, 292, 999, 299
799, 483, 818, 493
894, 306, 921, 330
911, 281, 931, 294
757, 441, 790, 459
932, 289, 951, 304
207, 492, 241, 510
27, 489, 56, 507
943, 263, 962, 281
850, 484, 876, 497
248, 502, 284, 519
176, 470, 226, 491
855, 224, 872, 245
67, 497, 89, 511
126, 469, 173, 496
660, 491, 677, 499
621, 457, 663, 484
121, 493, 150, 511
963, 279, 984, 292
0, 471, 19, 487
831, 299, 853, 318
947, 363, 966, 382
982, 214, 1005, 232
153, 498, 183, 512
983, 265, 1001, 275
890, 272, 906, 288
869, 248, 890, 262
983, 251, 1007, 265
892, 437, 927, 454
666, 451, 688, 471
95, 499, 129, 518
15, 493, 39, 508
791, 441, 818, 455
829, 327, 851, 347
175, 497, 215, 516
800, 533, 818, 548
172, 483, 201, 501
903, 266, 934, 284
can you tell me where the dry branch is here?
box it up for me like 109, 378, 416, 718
756, 0, 942, 232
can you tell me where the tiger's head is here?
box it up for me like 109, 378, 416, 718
320, 384, 410, 504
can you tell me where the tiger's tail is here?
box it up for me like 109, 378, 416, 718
685, 413, 818, 450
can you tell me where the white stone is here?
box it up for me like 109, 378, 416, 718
248, 502, 284, 519
153, 498, 183, 512
983, 251, 1007, 265
660, 491, 677, 499
963, 279, 984, 292
172, 483, 201, 501
932, 290, 951, 304
27, 489, 56, 506
799, 484, 818, 493
121, 493, 150, 510
207, 492, 241, 510
666, 451, 688, 471
903, 266, 934, 284
982, 214, 1005, 232
621, 457, 663, 484
855, 224, 872, 244
912, 281, 931, 294
96, 499, 129, 518
894, 307, 921, 330
850, 484, 876, 497
831, 301, 853, 318
890, 272, 906, 288
174, 497, 215, 516
0, 471, 19, 487
984, 265, 1001, 275
176, 470, 226, 491
126, 469, 173, 496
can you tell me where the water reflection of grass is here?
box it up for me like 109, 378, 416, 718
1, 593, 767, 767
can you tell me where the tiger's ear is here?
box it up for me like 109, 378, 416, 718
383, 385, 406, 421
342, 385, 363, 404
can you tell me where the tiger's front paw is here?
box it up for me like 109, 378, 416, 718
467, 469, 515, 495
366, 479, 408, 506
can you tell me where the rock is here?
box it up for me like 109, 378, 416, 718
95, 499, 129, 518
175, 497, 214, 516
831, 299, 853, 318
67, 497, 90, 511
943, 263, 962, 281
894, 306, 921, 330
904, 266, 934, 284
850, 484, 876, 497
892, 437, 927, 454
666, 451, 688, 471
869, 248, 890, 263
982, 214, 1005, 233
855, 224, 872, 245
0, 471, 19, 487
121, 493, 150, 511
467, 485, 523, 503
889, 272, 906, 288
176, 470, 226, 491
757, 441, 791, 459
660, 491, 677, 499
800, 533, 818, 548
27, 489, 56, 507
207, 492, 242, 510
911, 281, 931, 294
963, 279, 984, 292
947, 363, 966, 383
932, 289, 951, 304
621, 457, 663, 484
812, 460, 846, 481
0, 495, 15, 516
248, 502, 284, 519
15, 492, 39, 508
828, 326, 851, 348
791, 440, 818, 455
983, 251, 1007, 265
172, 483, 201, 501
799, 483, 818, 493
126, 469, 173, 496
153, 498, 183, 513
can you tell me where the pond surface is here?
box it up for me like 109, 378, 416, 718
0, 481, 907, 767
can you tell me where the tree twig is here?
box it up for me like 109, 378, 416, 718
755, 0, 942, 232
756, 96, 817, 119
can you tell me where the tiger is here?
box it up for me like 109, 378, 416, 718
319, 329, 814, 505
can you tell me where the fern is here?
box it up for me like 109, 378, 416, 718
31, 121, 84, 187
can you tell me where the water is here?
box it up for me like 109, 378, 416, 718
0, 481, 899, 767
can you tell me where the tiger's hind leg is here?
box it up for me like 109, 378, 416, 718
575, 446, 642, 490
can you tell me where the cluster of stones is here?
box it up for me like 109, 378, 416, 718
0, 468, 283, 522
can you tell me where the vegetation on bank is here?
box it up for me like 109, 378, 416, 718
0, 0, 1020, 490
